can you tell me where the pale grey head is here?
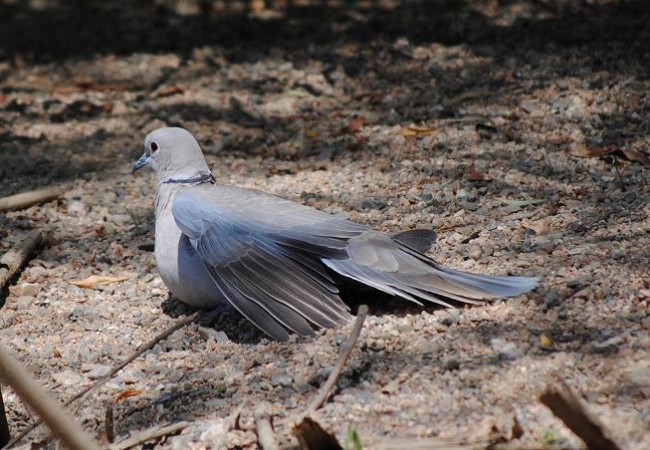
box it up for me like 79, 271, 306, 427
133, 127, 211, 182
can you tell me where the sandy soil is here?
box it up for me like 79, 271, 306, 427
0, 1, 648, 449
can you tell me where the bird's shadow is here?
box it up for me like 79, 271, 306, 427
161, 294, 269, 345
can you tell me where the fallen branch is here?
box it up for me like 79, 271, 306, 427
539, 380, 622, 450
0, 187, 65, 213
7, 312, 200, 447
0, 342, 101, 450
0, 230, 43, 290
305, 305, 368, 415
108, 421, 189, 450
0, 385, 10, 448
254, 402, 279, 450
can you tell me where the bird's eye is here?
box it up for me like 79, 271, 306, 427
149, 141, 159, 152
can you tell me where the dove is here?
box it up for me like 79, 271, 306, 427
133, 127, 538, 341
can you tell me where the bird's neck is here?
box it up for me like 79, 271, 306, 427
160, 172, 215, 185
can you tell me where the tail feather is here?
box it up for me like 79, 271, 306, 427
324, 240, 538, 307
434, 266, 539, 299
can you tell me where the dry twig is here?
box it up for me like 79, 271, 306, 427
7, 312, 200, 447
108, 421, 189, 450
540, 380, 622, 450
305, 305, 368, 415
0, 231, 43, 290
66, 312, 199, 405
0, 187, 65, 212
0, 342, 101, 450
264, 306, 369, 431
254, 402, 279, 450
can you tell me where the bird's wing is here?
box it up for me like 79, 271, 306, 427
171, 186, 365, 340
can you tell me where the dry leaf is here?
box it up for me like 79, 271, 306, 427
521, 218, 549, 234
304, 128, 318, 139
464, 163, 486, 181
540, 333, 555, 349
620, 148, 650, 166
417, 178, 434, 186
499, 198, 545, 207
115, 389, 143, 403
572, 145, 650, 166
250, 0, 266, 14
402, 124, 435, 137
445, 90, 486, 106
155, 85, 184, 97
285, 88, 311, 98
345, 116, 365, 134
354, 90, 386, 101
54, 80, 137, 94
548, 132, 573, 145
571, 145, 615, 158
71, 275, 129, 289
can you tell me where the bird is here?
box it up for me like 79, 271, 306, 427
133, 127, 538, 341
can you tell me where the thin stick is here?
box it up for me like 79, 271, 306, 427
305, 305, 368, 415
0, 385, 10, 448
108, 421, 189, 450
66, 312, 199, 407
105, 403, 115, 444
0, 343, 101, 450
7, 312, 199, 447
613, 158, 627, 192
539, 380, 622, 450
254, 402, 279, 450
0, 231, 43, 290
0, 187, 65, 212
378, 439, 574, 450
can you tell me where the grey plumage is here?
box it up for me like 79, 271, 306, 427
134, 127, 538, 341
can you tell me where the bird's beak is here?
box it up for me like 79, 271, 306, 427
132, 153, 150, 173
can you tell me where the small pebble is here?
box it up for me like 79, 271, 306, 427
271, 372, 293, 387
12, 283, 40, 297
490, 338, 520, 360
361, 197, 388, 210
443, 358, 461, 371
468, 246, 482, 260
591, 336, 623, 355
85, 364, 112, 379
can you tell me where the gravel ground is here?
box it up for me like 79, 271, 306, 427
1, 1, 648, 449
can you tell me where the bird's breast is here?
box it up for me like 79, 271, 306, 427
154, 194, 226, 308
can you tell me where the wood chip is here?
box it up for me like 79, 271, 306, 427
540, 380, 622, 450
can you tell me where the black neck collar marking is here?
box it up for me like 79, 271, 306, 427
162, 173, 215, 185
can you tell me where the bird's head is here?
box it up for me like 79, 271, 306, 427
133, 127, 211, 183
